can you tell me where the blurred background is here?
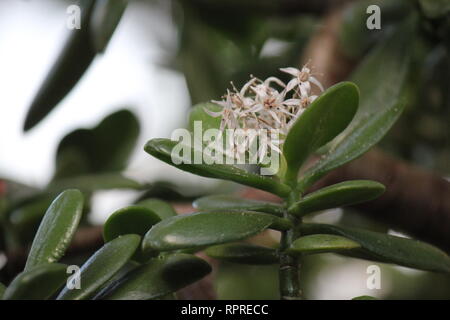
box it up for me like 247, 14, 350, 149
0, 0, 449, 299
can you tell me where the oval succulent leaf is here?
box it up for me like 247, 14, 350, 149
48, 173, 142, 193
25, 189, 84, 271
103, 206, 161, 242
299, 21, 414, 191
301, 224, 450, 273
352, 295, 378, 300
90, 0, 128, 52
288, 234, 361, 256
54, 109, 140, 179
136, 198, 177, 220
100, 253, 211, 300
193, 194, 284, 216
3, 263, 67, 300
288, 180, 385, 216
283, 82, 359, 184
143, 211, 288, 253
205, 243, 278, 265
57, 234, 141, 300
23, 0, 97, 131
144, 138, 291, 197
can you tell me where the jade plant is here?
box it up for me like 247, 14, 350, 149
142, 77, 450, 300
1, 4, 450, 300
141, 24, 450, 299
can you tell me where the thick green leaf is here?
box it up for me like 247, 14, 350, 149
339, 0, 411, 58
136, 198, 177, 220
143, 211, 291, 253
90, 0, 128, 52
25, 190, 84, 271
193, 194, 284, 216
144, 138, 291, 197
283, 82, 359, 184
3, 263, 67, 300
301, 224, 450, 273
299, 22, 415, 191
9, 196, 54, 243
23, 0, 97, 131
288, 234, 361, 255
188, 102, 222, 133
100, 253, 211, 300
103, 206, 161, 242
206, 243, 278, 264
49, 173, 142, 192
57, 234, 141, 300
352, 295, 377, 300
288, 180, 385, 216
53, 109, 140, 179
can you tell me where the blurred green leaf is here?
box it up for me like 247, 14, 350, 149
288, 180, 385, 216
54, 109, 140, 179
188, 102, 222, 133
301, 223, 450, 273
206, 243, 278, 264
193, 194, 283, 216
352, 295, 378, 300
144, 138, 291, 197
57, 234, 141, 300
90, 0, 128, 52
100, 253, 211, 300
299, 21, 415, 191
49, 173, 142, 192
103, 206, 161, 242
288, 234, 361, 255
3, 263, 67, 300
25, 190, 84, 271
0, 282, 6, 299
9, 196, 53, 243
23, 0, 97, 131
136, 198, 177, 220
418, 0, 450, 18
339, 0, 411, 58
283, 82, 359, 184
143, 211, 290, 253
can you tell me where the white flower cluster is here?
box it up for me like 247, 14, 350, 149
205, 64, 324, 160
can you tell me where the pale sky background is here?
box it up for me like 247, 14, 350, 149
0, 0, 396, 299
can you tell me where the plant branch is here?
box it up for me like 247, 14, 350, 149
278, 192, 301, 300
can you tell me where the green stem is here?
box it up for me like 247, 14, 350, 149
279, 192, 302, 300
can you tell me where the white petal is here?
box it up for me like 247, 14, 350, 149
299, 82, 309, 97
280, 67, 300, 77
269, 110, 281, 124
203, 107, 223, 118
240, 77, 257, 95
283, 98, 301, 106
286, 78, 299, 92
264, 77, 286, 88
310, 76, 324, 92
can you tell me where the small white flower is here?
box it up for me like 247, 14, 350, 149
280, 65, 324, 94
209, 63, 325, 163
